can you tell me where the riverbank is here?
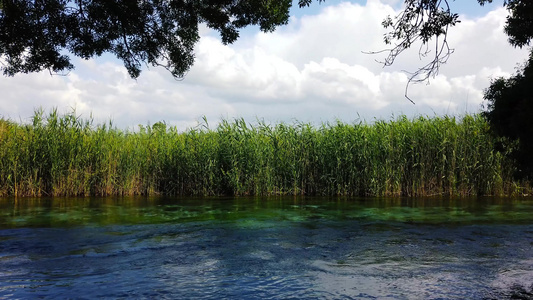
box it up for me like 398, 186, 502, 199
0, 110, 530, 197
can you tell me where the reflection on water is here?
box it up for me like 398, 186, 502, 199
0, 196, 532, 299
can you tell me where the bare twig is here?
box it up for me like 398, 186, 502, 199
365, 0, 459, 104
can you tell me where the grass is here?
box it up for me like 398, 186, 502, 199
0, 109, 528, 197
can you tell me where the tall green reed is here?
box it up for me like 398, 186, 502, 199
0, 110, 527, 197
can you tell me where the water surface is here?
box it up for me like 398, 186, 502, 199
1, 197, 533, 299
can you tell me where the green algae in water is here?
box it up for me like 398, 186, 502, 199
1, 196, 532, 228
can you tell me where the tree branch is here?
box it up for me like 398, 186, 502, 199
365, 0, 459, 104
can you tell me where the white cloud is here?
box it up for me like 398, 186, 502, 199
253, 0, 395, 71
300, 58, 384, 107
0, 1, 529, 129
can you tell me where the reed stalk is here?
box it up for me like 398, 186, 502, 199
0, 110, 528, 197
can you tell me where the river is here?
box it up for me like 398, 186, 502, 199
1, 196, 532, 299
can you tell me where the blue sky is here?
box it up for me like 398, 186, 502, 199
0, 0, 527, 130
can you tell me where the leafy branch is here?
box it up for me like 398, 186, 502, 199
366, 0, 460, 104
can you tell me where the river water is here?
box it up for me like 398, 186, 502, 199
1, 197, 532, 299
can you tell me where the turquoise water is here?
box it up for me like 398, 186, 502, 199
1, 197, 532, 299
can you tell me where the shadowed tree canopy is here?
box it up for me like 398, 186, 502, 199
0, 0, 324, 78
482, 52, 533, 179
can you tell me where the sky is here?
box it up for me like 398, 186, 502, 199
0, 0, 529, 130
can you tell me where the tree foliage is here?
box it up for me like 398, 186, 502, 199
0, 0, 325, 78
501, 0, 533, 48
379, 0, 533, 101
478, 0, 533, 179
482, 53, 533, 179
380, 0, 460, 84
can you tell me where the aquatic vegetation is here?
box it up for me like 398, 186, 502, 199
0, 109, 528, 197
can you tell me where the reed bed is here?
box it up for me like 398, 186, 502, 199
0, 110, 527, 197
